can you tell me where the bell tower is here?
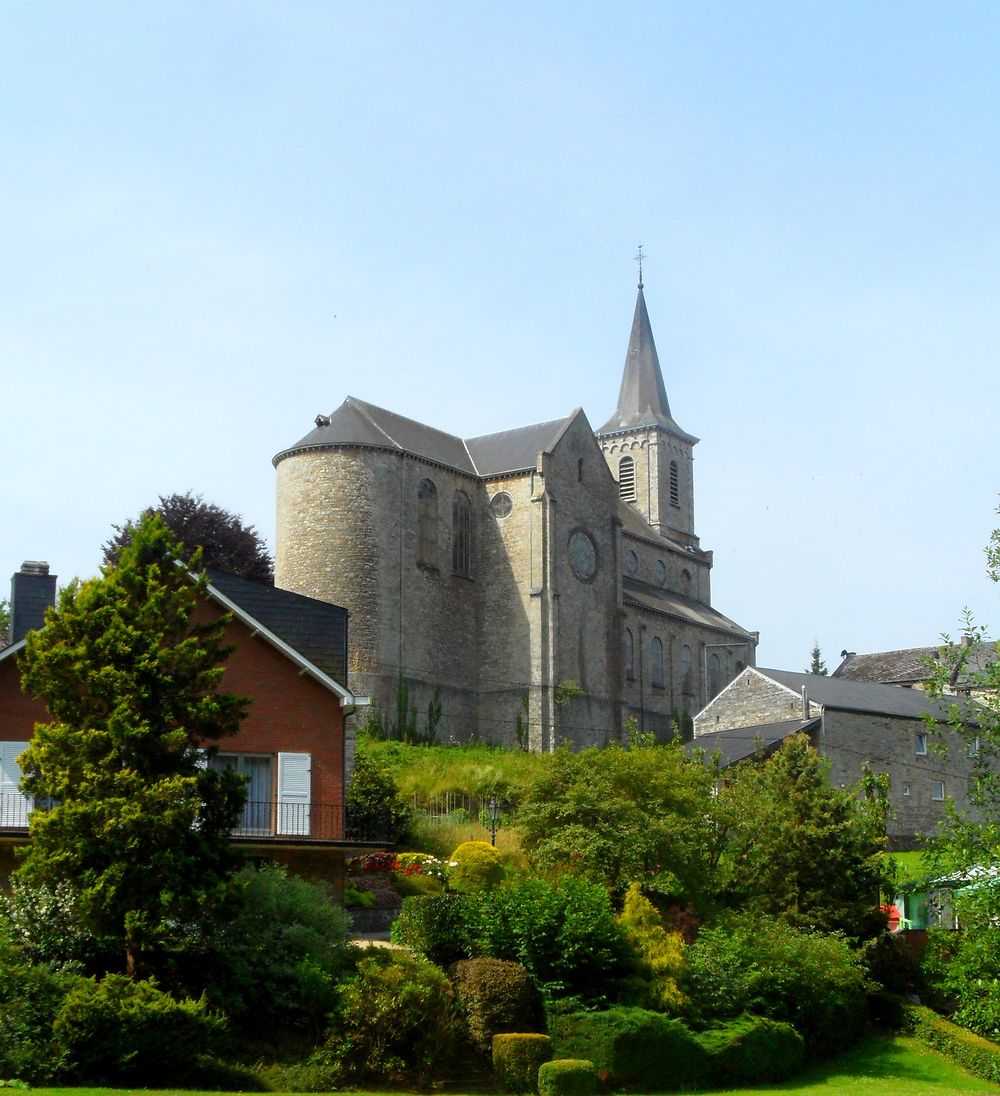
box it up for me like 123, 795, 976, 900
597, 273, 699, 547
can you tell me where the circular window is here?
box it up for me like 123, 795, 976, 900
490, 492, 513, 519
624, 549, 639, 576
568, 529, 598, 581
654, 559, 667, 586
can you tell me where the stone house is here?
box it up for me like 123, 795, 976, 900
693, 666, 981, 843
0, 561, 381, 888
273, 281, 757, 749
834, 640, 998, 698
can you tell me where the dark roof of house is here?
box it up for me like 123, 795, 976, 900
274, 395, 580, 479
690, 718, 818, 765
205, 569, 349, 685
597, 285, 696, 441
623, 577, 755, 639
755, 667, 964, 722
834, 643, 998, 688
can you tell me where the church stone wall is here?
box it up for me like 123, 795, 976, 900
694, 668, 816, 736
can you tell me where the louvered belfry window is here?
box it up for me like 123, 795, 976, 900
669, 460, 680, 508
619, 456, 636, 501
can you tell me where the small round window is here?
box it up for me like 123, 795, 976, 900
490, 492, 513, 519
624, 549, 639, 576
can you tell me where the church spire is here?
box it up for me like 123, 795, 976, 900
598, 273, 690, 437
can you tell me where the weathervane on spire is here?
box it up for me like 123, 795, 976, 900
634, 243, 645, 289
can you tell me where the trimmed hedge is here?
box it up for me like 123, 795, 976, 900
902, 1002, 1000, 1085
451, 841, 505, 893
538, 1058, 597, 1096
493, 1033, 553, 1094
452, 958, 544, 1054
696, 1014, 804, 1084
549, 1007, 707, 1091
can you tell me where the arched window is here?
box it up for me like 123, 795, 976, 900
680, 645, 694, 696
418, 479, 438, 567
669, 460, 680, 508
452, 490, 472, 577
680, 568, 692, 596
708, 653, 722, 698
618, 456, 636, 501
651, 637, 664, 688
624, 629, 634, 680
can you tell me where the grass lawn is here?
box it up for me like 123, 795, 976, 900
22, 1033, 999, 1096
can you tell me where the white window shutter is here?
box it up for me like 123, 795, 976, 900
277, 752, 311, 836
0, 741, 31, 828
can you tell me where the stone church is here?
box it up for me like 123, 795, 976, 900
273, 281, 757, 750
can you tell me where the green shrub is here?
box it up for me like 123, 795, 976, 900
695, 1013, 804, 1084
538, 1059, 598, 1096
902, 1001, 1000, 1085
51, 974, 225, 1085
346, 751, 412, 843
0, 879, 105, 971
683, 914, 867, 1057
315, 947, 455, 1086
549, 1007, 707, 1091
203, 863, 350, 1034
450, 840, 505, 893
344, 880, 376, 908
492, 1033, 552, 1093
617, 884, 686, 1012
395, 870, 446, 897
392, 894, 473, 966
452, 958, 544, 1054
0, 953, 85, 1083
470, 877, 633, 1003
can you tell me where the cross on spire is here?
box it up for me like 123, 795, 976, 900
634, 243, 645, 289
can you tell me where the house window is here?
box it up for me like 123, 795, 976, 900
651, 637, 664, 688
931, 780, 945, 802
903, 783, 911, 797
418, 479, 438, 567
969, 736, 980, 758
669, 460, 680, 508
452, 490, 472, 577
708, 653, 722, 699
624, 629, 634, 680
619, 456, 636, 501
0, 741, 30, 828
915, 733, 928, 756
210, 753, 274, 834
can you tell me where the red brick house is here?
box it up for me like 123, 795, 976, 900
0, 561, 381, 888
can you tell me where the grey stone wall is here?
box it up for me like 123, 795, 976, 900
695, 669, 816, 735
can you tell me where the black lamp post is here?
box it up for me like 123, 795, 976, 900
487, 797, 500, 847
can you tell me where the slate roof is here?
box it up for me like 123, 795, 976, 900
274, 395, 580, 479
206, 569, 349, 685
834, 643, 998, 689
690, 717, 819, 765
755, 667, 964, 723
618, 500, 712, 560
623, 577, 754, 639
597, 286, 696, 441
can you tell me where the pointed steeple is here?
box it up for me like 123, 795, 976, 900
598, 282, 695, 440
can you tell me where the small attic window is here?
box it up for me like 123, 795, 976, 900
618, 456, 636, 501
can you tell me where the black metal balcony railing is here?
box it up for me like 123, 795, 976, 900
0, 794, 392, 845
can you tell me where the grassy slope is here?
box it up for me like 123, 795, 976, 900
25, 1034, 1000, 1096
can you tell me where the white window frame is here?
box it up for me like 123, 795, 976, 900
931, 780, 945, 802
915, 733, 928, 756
277, 752, 312, 836
0, 741, 31, 828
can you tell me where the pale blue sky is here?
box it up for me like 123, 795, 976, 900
3, 1, 999, 671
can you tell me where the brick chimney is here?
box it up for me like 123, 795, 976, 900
10, 561, 57, 644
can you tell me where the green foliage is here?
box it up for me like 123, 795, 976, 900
0, 879, 106, 971
902, 1001, 1000, 1085
0, 598, 9, 635
451, 958, 544, 1054
517, 742, 718, 900
17, 513, 247, 975
617, 883, 686, 1012
492, 1033, 552, 1094
344, 880, 377, 908
392, 894, 473, 966
201, 863, 350, 1034
548, 1007, 708, 1091
807, 640, 828, 675
50, 973, 225, 1085
470, 877, 634, 1003
712, 734, 892, 938
0, 948, 85, 1083
345, 750, 412, 844
537, 1058, 598, 1096
695, 1014, 805, 1085
682, 914, 868, 1057
315, 947, 456, 1086
103, 490, 273, 582
450, 839, 505, 893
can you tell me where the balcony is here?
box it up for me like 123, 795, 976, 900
0, 794, 393, 846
